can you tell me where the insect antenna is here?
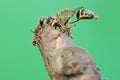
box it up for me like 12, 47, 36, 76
72, 7, 83, 13
30, 29, 35, 33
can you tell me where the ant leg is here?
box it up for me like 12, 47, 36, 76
30, 29, 35, 33
69, 19, 80, 24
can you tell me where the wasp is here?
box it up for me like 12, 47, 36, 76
70, 7, 98, 23
39, 16, 61, 30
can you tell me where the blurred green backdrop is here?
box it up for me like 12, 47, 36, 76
0, 0, 119, 80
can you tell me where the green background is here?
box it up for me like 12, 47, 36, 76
0, 0, 119, 80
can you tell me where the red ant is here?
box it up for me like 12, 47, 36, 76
31, 24, 42, 46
